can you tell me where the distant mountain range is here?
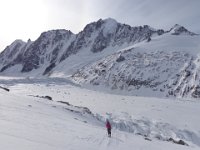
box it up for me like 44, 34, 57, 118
0, 18, 199, 98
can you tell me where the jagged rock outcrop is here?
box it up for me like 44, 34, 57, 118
60, 18, 165, 60
0, 30, 74, 74
20, 30, 74, 73
0, 18, 165, 75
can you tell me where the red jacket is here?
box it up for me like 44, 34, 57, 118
106, 121, 111, 129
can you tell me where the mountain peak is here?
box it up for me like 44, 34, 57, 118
169, 24, 196, 35
89, 18, 119, 32
12, 39, 26, 44
101, 18, 118, 36
102, 18, 118, 24
172, 24, 182, 29
3, 39, 26, 51
81, 18, 119, 38
96, 18, 118, 24
40, 29, 73, 38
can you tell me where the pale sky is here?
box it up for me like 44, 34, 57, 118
0, 0, 199, 51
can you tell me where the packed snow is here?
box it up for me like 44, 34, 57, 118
0, 77, 200, 150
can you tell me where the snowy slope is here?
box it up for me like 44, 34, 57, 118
72, 33, 200, 98
0, 77, 200, 149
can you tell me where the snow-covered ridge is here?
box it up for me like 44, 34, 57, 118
0, 18, 169, 75
169, 24, 196, 35
0, 40, 26, 64
0, 29, 75, 74
0, 20, 196, 77
0, 18, 199, 98
72, 34, 200, 98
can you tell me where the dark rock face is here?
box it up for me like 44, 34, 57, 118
0, 63, 15, 72
168, 138, 188, 146
192, 86, 200, 98
0, 86, 10, 92
116, 55, 125, 62
21, 55, 40, 72
29, 95, 53, 100
43, 63, 56, 75
44, 96, 52, 100
59, 41, 76, 62
92, 31, 110, 52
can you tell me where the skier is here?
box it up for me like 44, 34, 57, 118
106, 119, 112, 137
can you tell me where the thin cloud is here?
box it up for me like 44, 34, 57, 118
0, 0, 199, 51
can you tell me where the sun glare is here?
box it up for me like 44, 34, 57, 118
0, 0, 48, 42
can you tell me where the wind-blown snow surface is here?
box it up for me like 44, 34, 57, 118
0, 77, 200, 149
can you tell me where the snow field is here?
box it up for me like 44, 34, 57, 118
1, 77, 200, 149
